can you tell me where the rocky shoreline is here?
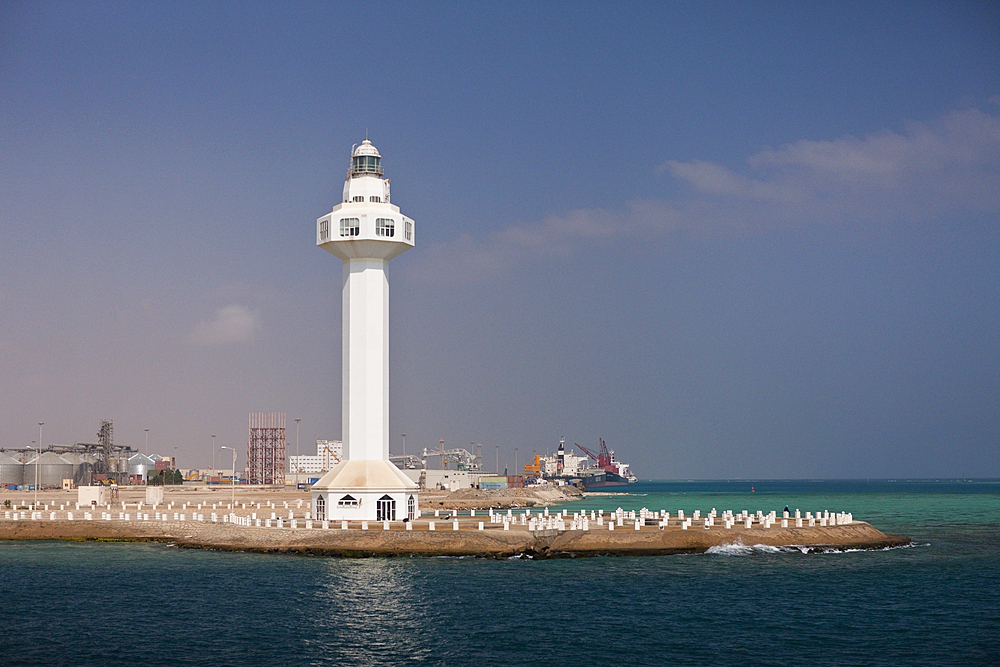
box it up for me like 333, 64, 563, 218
0, 518, 909, 558
0, 486, 910, 558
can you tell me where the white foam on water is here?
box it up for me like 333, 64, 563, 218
705, 539, 787, 556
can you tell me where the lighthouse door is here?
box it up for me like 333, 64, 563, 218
376, 495, 396, 522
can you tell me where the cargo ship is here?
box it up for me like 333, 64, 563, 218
527, 438, 637, 488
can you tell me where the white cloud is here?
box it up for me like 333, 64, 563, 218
190, 304, 259, 346
415, 108, 1000, 282
662, 107, 1000, 224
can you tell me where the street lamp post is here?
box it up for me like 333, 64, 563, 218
36, 422, 43, 507
495, 445, 499, 475
515, 447, 518, 480
221, 446, 237, 508
28, 443, 38, 510
295, 418, 301, 487
402, 433, 406, 461
212, 434, 216, 473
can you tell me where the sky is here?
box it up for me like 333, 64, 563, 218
2, 1, 998, 479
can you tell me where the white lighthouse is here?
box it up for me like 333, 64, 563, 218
310, 139, 419, 523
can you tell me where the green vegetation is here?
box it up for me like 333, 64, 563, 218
147, 469, 184, 485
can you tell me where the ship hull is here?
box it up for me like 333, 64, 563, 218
576, 471, 631, 488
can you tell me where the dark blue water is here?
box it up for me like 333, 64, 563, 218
2, 481, 998, 666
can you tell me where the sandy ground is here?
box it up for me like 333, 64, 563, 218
1, 486, 909, 558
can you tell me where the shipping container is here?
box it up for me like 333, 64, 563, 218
479, 476, 509, 490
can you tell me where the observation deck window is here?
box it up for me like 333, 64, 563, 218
404, 221, 412, 241
339, 218, 360, 237
375, 218, 395, 237
319, 219, 329, 241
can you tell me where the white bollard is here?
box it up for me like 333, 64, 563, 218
384, 521, 390, 530
478, 521, 484, 531
453, 520, 459, 531
429, 521, 435, 531
405, 522, 412, 531
609, 522, 614, 531
361, 521, 368, 530
341, 520, 348, 530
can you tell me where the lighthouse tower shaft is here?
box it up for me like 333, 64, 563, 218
316, 140, 415, 461
341, 259, 390, 460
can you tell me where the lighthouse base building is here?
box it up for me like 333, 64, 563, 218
311, 460, 417, 522
310, 138, 419, 522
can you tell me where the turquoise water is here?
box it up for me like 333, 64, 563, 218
1, 480, 998, 666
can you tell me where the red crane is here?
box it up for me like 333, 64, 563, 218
576, 442, 599, 462
576, 439, 614, 471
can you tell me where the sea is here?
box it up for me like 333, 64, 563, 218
1, 480, 997, 666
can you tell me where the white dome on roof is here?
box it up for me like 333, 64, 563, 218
352, 139, 381, 158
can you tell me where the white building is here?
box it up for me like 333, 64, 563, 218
310, 139, 419, 522
540, 438, 591, 477
289, 440, 343, 475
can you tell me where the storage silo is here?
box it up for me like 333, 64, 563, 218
61, 452, 94, 486
0, 452, 24, 487
129, 453, 154, 478
24, 452, 74, 488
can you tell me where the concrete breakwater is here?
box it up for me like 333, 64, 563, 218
0, 511, 909, 558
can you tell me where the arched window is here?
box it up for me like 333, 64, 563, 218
315, 495, 326, 521
407, 495, 416, 521
376, 494, 396, 522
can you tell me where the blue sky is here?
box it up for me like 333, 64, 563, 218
2, 1, 998, 478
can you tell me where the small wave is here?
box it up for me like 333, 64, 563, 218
786, 541, 927, 554
705, 539, 787, 556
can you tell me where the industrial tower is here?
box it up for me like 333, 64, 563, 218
247, 412, 286, 485
310, 139, 419, 523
